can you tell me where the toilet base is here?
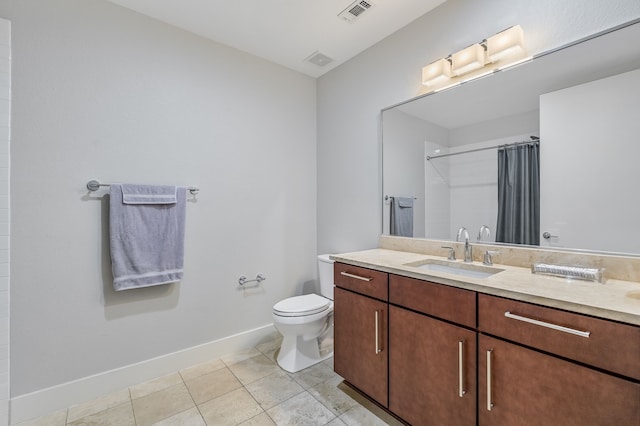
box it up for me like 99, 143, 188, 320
276, 324, 334, 373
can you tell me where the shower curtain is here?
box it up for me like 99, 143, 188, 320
496, 143, 540, 245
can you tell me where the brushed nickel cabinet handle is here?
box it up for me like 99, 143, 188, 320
374, 310, 381, 354
504, 311, 591, 338
487, 349, 494, 411
341, 271, 373, 282
458, 340, 466, 397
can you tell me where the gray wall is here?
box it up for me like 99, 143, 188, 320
316, 0, 640, 255
1, 0, 316, 397
0, 16, 9, 425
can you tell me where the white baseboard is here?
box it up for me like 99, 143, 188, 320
10, 324, 277, 425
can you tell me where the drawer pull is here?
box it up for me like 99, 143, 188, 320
487, 349, 493, 411
504, 311, 591, 338
374, 310, 382, 354
458, 340, 466, 397
341, 271, 373, 282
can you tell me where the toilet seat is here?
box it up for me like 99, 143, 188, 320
273, 294, 330, 317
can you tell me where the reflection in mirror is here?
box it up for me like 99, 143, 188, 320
382, 19, 640, 255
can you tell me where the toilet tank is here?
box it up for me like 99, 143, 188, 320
317, 254, 335, 300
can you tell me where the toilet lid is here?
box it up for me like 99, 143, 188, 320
273, 294, 330, 317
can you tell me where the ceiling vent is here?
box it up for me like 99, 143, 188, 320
304, 51, 334, 67
338, 0, 375, 22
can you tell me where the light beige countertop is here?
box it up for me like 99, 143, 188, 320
332, 248, 640, 326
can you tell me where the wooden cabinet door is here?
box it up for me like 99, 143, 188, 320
478, 335, 640, 426
334, 287, 388, 407
389, 306, 476, 426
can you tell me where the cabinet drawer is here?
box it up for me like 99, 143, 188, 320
478, 294, 640, 380
334, 263, 388, 301
389, 274, 476, 328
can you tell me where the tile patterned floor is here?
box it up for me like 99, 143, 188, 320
17, 335, 404, 426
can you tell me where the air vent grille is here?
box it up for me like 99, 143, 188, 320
339, 0, 375, 22
304, 51, 334, 67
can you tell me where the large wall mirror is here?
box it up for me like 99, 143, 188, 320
382, 19, 640, 255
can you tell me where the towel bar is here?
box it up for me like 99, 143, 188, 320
87, 179, 200, 195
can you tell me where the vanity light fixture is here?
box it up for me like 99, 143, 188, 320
451, 43, 486, 76
422, 25, 528, 90
486, 25, 525, 61
422, 57, 453, 86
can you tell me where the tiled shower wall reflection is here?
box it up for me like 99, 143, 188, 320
0, 17, 10, 425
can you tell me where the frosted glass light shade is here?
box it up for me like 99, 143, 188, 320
451, 43, 485, 76
487, 25, 525, 61
422, 58, 452, 86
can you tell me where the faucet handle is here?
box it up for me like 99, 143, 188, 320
483, 250, 500, 266
442, 246, 456, 261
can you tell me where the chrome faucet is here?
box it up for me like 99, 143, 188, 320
442, 246, 456, 261
478, 225, 491, 241
456, 227, 473, 263
483, 250, 500, 266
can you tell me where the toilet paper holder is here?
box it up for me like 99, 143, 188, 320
238, 274, 266, 286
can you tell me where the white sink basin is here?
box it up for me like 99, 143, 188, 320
404, 259, 504, 279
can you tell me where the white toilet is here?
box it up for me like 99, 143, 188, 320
272, 254, 335, 373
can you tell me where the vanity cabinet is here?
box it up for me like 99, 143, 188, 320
478, 294, 640, 425
478, 335, 639, 425
388, 275, 477, 425
333, 263, 389, 407
333, 261, 640, 425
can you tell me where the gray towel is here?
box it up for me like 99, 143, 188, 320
390, 196, 414, 237
109, 184, 187, 291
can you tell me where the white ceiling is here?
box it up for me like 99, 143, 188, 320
106, 0, 446, 78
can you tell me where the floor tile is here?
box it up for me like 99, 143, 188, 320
150, 407, 205, 426
336, 383, 403, 426
227, 353, 281, 385
67, 389, 130, 423
14, 409, 67, 426
288, 361, 336, 389
237, 412, 277, 426
183, 366, 243, 405
17, 349, 399, 426
67, 401, 135, 426
255, 336, 283, 361
266, 391, 336, 426
324, 418, 348, 426
131, 382, 195, 426
307, 377, 359, 416
220, 347, 262, 366
129, 372, 183, 399
245, 370, 304, 410
179, 358, 226, 382
339, 406, 390, 426
198, 387, 264, 426
322, 356, 334, 371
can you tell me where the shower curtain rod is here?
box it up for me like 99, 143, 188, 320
426, 138, 539, 161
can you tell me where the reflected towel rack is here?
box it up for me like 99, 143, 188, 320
427, 137, 540, 160
86, 179, 200, 195
385, 195, 417, 200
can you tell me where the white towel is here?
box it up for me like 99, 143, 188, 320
109, 184, 187, 291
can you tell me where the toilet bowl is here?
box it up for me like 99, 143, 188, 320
272, 254, 334, 373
